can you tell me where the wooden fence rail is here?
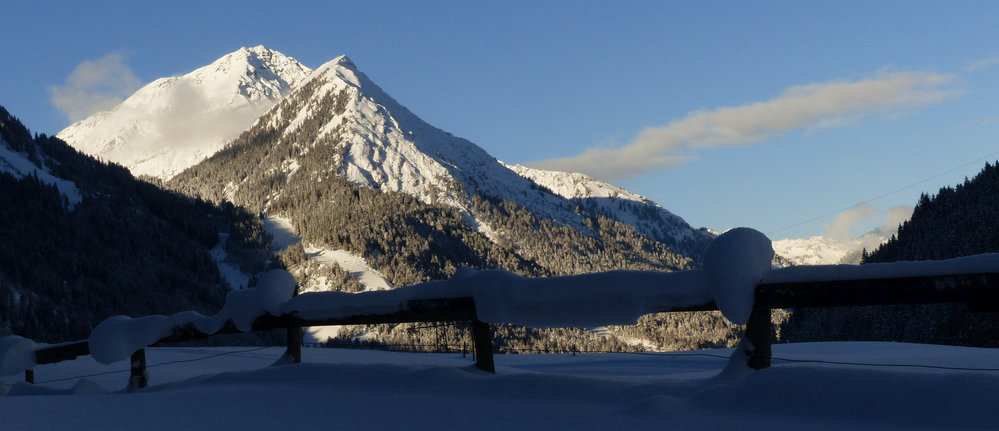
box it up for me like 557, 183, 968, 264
20, 271, 999, 388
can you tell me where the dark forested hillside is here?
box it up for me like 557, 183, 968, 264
779, 162, 999, 346
0, 107, 270, 342
866, 161, 999, 262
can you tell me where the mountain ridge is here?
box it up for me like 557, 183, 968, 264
168, 52, 705, 268
58, 46, 311, 180
56, 47, 712, 261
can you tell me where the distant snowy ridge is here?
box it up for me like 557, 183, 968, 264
507, 163, 714, 255
773, 228, 894, 265
0, 135, 82, 209
58, 46, 311, 179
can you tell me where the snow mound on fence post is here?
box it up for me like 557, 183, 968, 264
0, 335, 37, 376
703, 227, 774, 325
255, 269, 297, 315
81, 270, 299, 365
88, 312, 204, 365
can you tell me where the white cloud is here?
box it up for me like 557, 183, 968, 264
880, 205, 914, 232
149, 78, 271, 152
824, 204, 878, 241
530, 71, 957, 181
49, 52, 143, 122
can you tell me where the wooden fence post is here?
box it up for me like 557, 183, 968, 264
470, 320, 495, 373
285, 282, 303, 364
129, 349, 148, 390
745, 307, 771, 370
286, 325, 302, 364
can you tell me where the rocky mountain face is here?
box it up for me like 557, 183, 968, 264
57, 46, 311, 180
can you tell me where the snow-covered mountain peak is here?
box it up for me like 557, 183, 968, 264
269, 55, 540, 212
330, 54, 355, 68
234, 55, 713, 257
63, 47, 713, 262
306, 55, 365, 92
57, 46, 311, 180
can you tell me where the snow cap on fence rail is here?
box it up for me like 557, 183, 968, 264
83, 269, 299, 365
703, 227, 774, 325
256, 269, 298, 315
88, 312, 205, 365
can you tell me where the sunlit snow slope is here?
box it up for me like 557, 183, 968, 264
57, 46, 311, 180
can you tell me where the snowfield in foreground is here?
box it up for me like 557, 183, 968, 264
2, 342, 998, 430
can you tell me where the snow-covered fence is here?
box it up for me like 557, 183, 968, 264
5, 228, 999, 388
751, 258, 999, 369
16, 296, 495, 389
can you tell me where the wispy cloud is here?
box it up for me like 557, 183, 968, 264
965, 56, 999, 72
824, 204, 878, 241
49, 52, 143, 122
823, 204, 912, 252
530, 71, 957, 181
880, 205, 914, 232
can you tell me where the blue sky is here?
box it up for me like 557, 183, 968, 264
4, 1, 999, 240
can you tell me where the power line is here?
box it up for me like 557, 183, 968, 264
767, 150, 999, 236
625, 350, 999, 372
146, 345, 273, 369
29, 345, 274, 385
768, 356, 999, 372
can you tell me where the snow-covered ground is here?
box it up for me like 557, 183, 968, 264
262, 216, 391, 292
2, 342, 998, 430
261, 215, 392, 343
304, 247, 392, 291
261, 216, 301, 252
208, 233, 250, 290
